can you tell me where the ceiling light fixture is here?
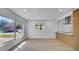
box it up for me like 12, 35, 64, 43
59, 9, 63, 12
24, 9, 27, 12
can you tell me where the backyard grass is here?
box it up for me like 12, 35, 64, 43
0, 33, 19, 37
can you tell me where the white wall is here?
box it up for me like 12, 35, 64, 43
24, 20, 57, 38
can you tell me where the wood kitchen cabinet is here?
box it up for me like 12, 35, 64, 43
57, 33, 66, 42
56, 32, 72, 44
56, 32, 75, 48
56, 9, 79, 50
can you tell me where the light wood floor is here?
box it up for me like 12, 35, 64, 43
12, 38, 75, 51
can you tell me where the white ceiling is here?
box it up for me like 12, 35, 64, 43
9, 8, 75, 21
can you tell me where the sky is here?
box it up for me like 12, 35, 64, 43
0, 16, 15, 23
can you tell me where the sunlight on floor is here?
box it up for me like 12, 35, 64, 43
13, 41, 27, 51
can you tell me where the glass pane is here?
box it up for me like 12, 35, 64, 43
15, 21, 23, 39
0, 16, 15, 46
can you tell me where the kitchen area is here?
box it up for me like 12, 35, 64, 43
56, 9, 79, 50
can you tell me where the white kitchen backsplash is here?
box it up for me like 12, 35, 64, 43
63, 24, 72, 33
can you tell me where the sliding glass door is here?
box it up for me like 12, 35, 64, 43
0, 16, 24, 48
0, 16, 15, 46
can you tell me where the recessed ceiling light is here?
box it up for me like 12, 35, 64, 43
24, 9, 27, 12
59, 9, 63, 12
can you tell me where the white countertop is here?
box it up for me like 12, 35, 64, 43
57, 32, 73, 35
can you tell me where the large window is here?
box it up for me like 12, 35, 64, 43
0, 16, 15, 42
0, 16, 23, 46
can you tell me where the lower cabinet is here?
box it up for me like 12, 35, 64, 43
56, 32, 74, 48
65, 35, 72, 46
56, 32, 66, 42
